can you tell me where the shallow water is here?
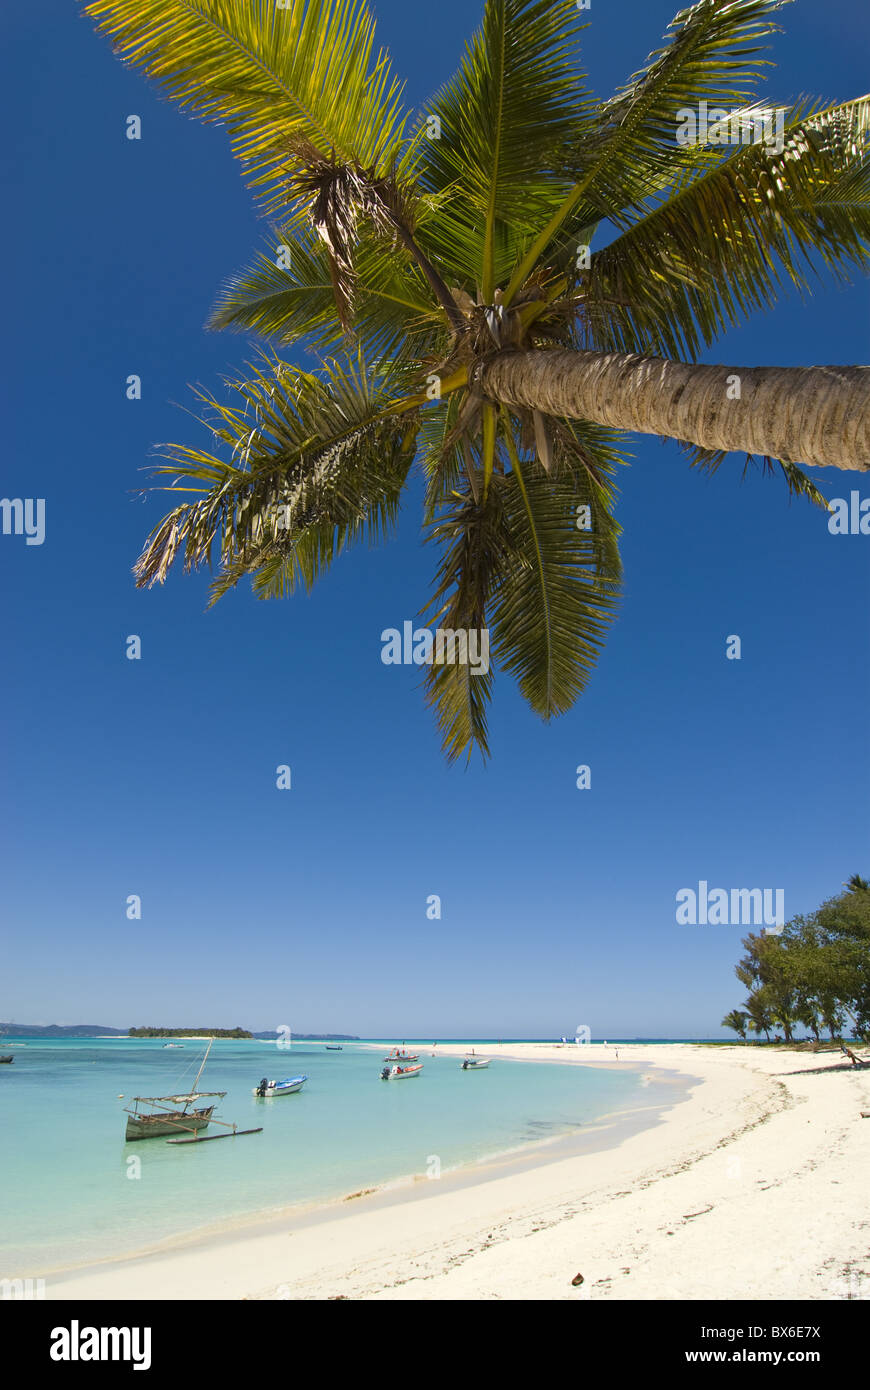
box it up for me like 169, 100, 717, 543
0, 1038, 664, 1273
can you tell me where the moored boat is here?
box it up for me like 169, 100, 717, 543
0, 1055, 14, 1064
380, 1063, 423, 1079
325, 1045, 343, 1051
384, 1048, 418, 1062
253, 1075, 307, 1097
124, 1038, 260, 1144
125, 1100, 218, 1140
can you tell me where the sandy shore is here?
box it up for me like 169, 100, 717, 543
45, 1042, 869, 1301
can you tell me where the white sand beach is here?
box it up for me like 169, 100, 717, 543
45, 1042, 869, 1302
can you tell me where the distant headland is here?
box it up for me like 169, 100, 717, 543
0, 1022, 360, 1041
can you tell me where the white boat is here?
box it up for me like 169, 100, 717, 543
461, 1057, 490, 1070
380, 1063, 423, 1080
253, 1075, 307, 1098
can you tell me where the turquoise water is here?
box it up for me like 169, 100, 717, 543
0, 1039, 661, 1273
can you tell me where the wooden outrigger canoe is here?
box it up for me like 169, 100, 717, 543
124, 1094, 224, 1141
123, 1038, 262, 1145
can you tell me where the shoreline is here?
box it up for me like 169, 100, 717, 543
40, 1042, 870, 1300
29, 1048, 683, 1282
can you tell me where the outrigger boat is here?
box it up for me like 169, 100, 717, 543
253, 1075, 307, 1098
461, 1057, 490, 1070
124, 1039, 261, 1144
381, 1063, 423, 1079
384, 1047, 418, 1062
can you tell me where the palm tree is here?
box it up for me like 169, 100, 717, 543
84, 0, 870, 758
845, 874, 870, 893
721, 1009, 749, 1040
743, 989, 774, 1043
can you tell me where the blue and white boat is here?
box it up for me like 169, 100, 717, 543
253, 1075, 307, 1098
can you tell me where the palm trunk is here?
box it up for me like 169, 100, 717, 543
475, 349, 870, 471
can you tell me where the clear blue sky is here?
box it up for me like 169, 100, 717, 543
2, 0, 868, 1038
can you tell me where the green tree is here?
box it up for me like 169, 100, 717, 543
844, 874, 870, 894
84, 0, 870, 758
737, 931, 798, 1041
721, 1009, 749, 1040
743, 989, 774, 1043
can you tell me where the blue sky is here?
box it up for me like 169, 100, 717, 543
1, 0, 868, 1038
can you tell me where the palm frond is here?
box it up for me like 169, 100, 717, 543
587, 96, 870, 358
134, 351, 419, 600
505, 0, 788, 299
83, 0, 408, 214
494, 425, 621, 716
683, 443, 830, 506
208, 225, 446, 363
418, 0, 594, 295
422, 486, 506, 761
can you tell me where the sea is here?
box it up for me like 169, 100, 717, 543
0, 1037, 690, 1275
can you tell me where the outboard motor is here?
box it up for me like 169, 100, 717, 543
256, 1077, 269, 1097
380, 1066, 390, 1080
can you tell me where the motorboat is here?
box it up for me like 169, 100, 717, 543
381, 1063, 423, 1079
253, 1075, 307, 1098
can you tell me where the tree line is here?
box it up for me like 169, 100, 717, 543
722, 875, 869, 1043
128, 1027, 253, 1039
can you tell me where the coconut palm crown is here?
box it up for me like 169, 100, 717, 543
84, 0, 870, 759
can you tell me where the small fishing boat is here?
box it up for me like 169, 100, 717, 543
162, 1043, 184, 1049
253, 1075, 307, 1098
124, 1038, 261, 1144
384, 1048, 418, 1062
461, 1057, 490, 1070
325, 1045, 343, 1051
381, 1063, 423, 1079
0, 1055, 14, 1064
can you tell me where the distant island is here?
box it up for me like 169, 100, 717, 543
1, 1022, 360, 1040
131, 1028, 361, 1040
0, 1023, 128, 1038
129, 1026, 253, 1038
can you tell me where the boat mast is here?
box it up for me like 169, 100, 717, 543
187, 1038, 214, 1102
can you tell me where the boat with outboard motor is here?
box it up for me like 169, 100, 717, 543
253, 1075, 307, 1098
380, 1063, 423, 1079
